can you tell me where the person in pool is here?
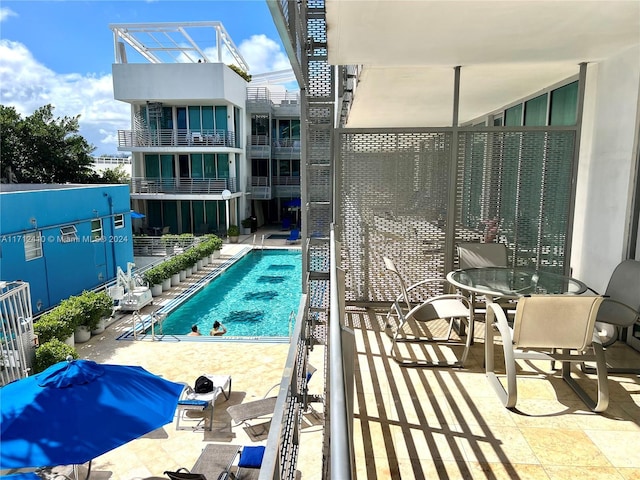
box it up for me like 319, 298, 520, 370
188, 325, 202, 336
210, 321, 227, 336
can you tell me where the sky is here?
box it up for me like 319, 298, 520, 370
0, 1, 294, 155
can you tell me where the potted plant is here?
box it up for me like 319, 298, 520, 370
78, 290, 113, 335
33, 339, 78, 373
34, 309, 76, 346
161, 234, 179, 256
66, 295, 93, 344
166, 258, 182, 286
208, 235, 223, 259
241, 218, 252, 235
228, 224, 240, 243
183, 249, 198, 275
143, 266, 165, 296
159, 263, 173, 291
179, 233, 195, 248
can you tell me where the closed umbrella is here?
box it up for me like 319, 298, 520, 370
0, 358, 184, 472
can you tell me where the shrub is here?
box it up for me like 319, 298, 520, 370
165, 258, 183, 276
228, 225, 240, 237
183, 249, 199, 267
157, 263, 174, 280
228, 64, 252, 82
160, 234, 180, 246
143, 266, 165, 286
179, 233, 195, 247
34, 339, 78, 373
77, 290, 112, 330
34, 310, 75, 344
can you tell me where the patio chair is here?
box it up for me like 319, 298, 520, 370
227, 390, 278, 438
227, 364, 318, 437
175, 374, 232, 431
485, 295, 609, 412
457, 242, 508, 269
384, 256, 473, 367
583, 259, 640, 374
221, 445, 265, 480
456, 242, 512, 321
165, 444, 241, 480
285, 228, 300, 244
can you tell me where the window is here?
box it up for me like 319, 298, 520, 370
524, 94, 548, 126
91, 219, 103, 242
504, 104, 523, 126
114, 214, 124, 229
60, 225, 78, 243
550, 81, 578, 126
24, 232, 42, 260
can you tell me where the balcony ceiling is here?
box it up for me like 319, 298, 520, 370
325, 0, 640, 126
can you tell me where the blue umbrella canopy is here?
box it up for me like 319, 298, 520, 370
0, 359, 184, 470
0, 473, 40, 480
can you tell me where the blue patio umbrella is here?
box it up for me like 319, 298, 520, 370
0, 473, 40, 480
130, 211, 145, 219
0, 472, 42, 480
0, 358, 184, 471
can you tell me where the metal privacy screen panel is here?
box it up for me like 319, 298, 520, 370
336, 128, 576, 304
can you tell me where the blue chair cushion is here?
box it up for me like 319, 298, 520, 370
238, 446, 265, 468
178, 399, 209, 407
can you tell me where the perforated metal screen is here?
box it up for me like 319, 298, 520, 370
336, 128, 577, 303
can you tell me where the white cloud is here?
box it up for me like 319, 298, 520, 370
0, 39, 130, 155
0, 7, 17, 23
239, 34, 292, 74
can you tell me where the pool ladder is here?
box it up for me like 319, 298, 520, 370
251, 234, 265, 250
132, 309, 166, 341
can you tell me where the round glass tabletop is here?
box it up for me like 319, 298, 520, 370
446, 267, 588, 299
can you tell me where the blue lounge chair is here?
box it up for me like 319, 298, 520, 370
285, 228, 300, 244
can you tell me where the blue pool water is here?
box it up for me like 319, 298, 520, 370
160, 249, 302, 337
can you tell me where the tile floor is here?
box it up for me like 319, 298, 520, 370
27, 232, 640, 479
347, 307, 640, 480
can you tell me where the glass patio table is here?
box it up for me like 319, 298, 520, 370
446, 267, 588, 300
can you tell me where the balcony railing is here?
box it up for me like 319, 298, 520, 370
117, 129, 237, 149
130, 177, 237, 195
247, 87, 300, 105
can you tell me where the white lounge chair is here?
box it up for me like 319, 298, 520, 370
175, 374, 232, 431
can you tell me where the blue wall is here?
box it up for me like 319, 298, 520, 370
0, 185, 134, 312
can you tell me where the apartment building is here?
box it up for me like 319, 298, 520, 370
110, 22, 300, 235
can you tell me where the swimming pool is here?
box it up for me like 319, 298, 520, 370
158, 249, 302, 337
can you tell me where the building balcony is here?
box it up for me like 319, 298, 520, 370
248, 176, 301, 200
130, 176, 238, 196
246, 87, 301, 116
117, 129, 238, 150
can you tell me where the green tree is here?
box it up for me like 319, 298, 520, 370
0, 104, 96, 183
97, 164, 130, 184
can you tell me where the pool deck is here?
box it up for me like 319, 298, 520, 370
40, 228, 326, 480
